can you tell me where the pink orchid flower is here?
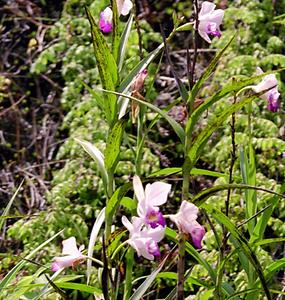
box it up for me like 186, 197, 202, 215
51, 237, 85, 272
253, 67, 280, 112
117, 0, 133, 16
170, 201, 205, 249
133, 175, 171, 228
99, 7, 113, 33
197, 1, 224, 43
122, 216, 165, 260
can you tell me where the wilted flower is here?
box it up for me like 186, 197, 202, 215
253, 67, 280, 112
117, 0, 133, 16
122, 216, 165, 260
197, 1, 224, 43
51, 237, 85, 272
133, 175, 171, 228
99, 7, 113, 33
170, 201, 205, 249
132, 69, 148, 92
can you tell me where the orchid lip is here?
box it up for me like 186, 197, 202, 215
146, 210, 166, 228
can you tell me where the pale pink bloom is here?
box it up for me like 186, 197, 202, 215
170, 201, 205, 249
99, 7, 113, 33
122, 216, 165, 260
51, 237, 85, 272
197, 1, 224, 43
133, 175, 171, 228
117, 0, 133, 16
253, 67, 280, 112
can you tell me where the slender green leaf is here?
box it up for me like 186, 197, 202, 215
118, 14, 133, 72
100, 89, 185, 144
104, 117, 127, 172
254, 237, 285, 247
105, 183, 132, 230
240, 146, 257, 234
250, 184, 284, 243
129, 255, 168, 300
75, 138, 108, 192
85, 7, 118, 122
203, 205, 272, 300
0, 230, 64, 292
120, 197, 137, 211
118, 43, 164, 93
0, 180, 24, 232
123, 248, 134, 300
227, 289, 260, 299
189, 35, 235, 105
192, 183, 284, 207
56, 282, 102, 295
148, 167, 229, 179
87, 208, 105, 284
188, 94, 261, 165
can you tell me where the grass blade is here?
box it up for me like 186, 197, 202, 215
0, 180, 24, 232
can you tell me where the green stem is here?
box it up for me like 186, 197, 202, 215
177, 233, 186, 300
123, 248, 134, 300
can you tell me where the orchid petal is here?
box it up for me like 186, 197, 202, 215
120, 0, 133, 16
62, 237, 82, 256
199, 1, 216, 16
133, 175, 145, 203
206, 9, 224, 25
145, 182, 171, 206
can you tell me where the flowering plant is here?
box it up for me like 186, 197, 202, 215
3, 1, 284, 300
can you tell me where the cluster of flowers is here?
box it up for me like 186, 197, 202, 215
51, 176, 205, 270
100, 1, 280, 111
122, 176, 205, 260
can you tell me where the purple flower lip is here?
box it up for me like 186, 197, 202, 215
146, 210, 166, 228
147, 240, 161, 257
99, 7, 113, 33
267, 91, 279, 112
206, 22, 221, 38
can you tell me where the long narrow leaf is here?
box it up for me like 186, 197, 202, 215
203, 205, 272, 300
75, 138, 108, 192
188, 94, 260, 165
85, 7, 118, 122
189, 35, 235, 105
0, 230, 64, 292
0, 180, 24, 232
118, 43, 164, 93
129, 255, 168, 300
104, 117, 127, 172
100, 89, 185, 144
118, 14, 133, 72
192, 183, 284, 207
87, 208, 105, 284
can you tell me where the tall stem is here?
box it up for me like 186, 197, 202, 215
177, 233, 186, 300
